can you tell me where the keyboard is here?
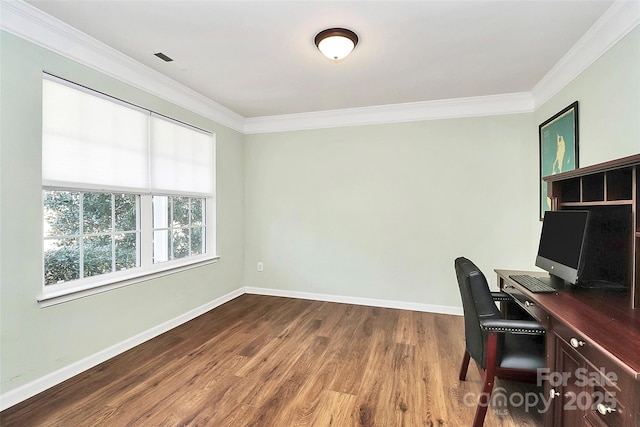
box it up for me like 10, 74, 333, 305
509, 274, 557, 293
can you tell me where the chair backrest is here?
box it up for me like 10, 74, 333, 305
454, 257, 502, 369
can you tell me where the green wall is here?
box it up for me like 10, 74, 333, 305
243, 26, 640, 309
244, 115, 538, 307
0, 31, 245, 395
534, 26, 640, 166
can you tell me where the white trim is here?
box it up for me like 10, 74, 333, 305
38, 256, 220, 307
531, 0, 640, 108
0, 0, 245, 133
0, 287, 243, 411
1, 0, 637, 134
243, 93, 534, 134
244, 286, 464, 316
41, 181, 215, 198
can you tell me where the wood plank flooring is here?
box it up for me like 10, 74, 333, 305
1, 294, 543, 426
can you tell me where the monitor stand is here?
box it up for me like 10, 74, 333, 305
537, 274, 570, 290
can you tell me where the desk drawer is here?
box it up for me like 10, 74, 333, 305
503, 284, 548, 325
551, 319, 637, 426
551, 319, 633, 395
584, 384, 625, 427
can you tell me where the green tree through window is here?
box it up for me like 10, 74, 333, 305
152, 196, 206, 263
44, 191, 139, 285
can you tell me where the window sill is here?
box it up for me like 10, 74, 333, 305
37, 255, 220, 308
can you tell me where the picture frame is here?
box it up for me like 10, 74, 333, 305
539, 101, 579, 220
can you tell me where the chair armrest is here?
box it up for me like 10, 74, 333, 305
491, 291, 512, 302
479, 319, 546, 335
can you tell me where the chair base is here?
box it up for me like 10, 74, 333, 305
459, 350, 471, 380
458, 334, 539, 427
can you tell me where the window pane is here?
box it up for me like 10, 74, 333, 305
83, 193, 112, 233
191, 227, 204, 255
153, 196, 169, 229
191, 198, 204, 226
172, 228, 189, 259
172, 197, 189, 227
115, 232, 138, 271
44, 191, 80, 236
153, 230, 169, 263
153, 196, 206, 262
83, 235, 112, 277
44, 238, 80, 285
115, 194, 137, 231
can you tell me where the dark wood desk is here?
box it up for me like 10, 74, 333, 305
496, 269, 640, 427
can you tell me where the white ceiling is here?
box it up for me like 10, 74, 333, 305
23, 0, 618, 119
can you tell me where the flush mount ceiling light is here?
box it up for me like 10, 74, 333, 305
314, 28, 359, 61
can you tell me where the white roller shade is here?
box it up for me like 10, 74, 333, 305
150, 115, 214, 196
42, 76, 149, 191
42, 75, 214, 196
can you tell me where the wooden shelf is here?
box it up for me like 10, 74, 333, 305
560, 200, 633, 207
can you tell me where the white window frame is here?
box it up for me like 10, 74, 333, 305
151, 195, 208, 263
39, 75, 218, 307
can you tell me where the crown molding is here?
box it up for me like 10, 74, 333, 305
531, 0, 640, 108
243, 92, 535, 134
0, 0, 245, 133
250, 0, 639, 134
1, 0, 637, 135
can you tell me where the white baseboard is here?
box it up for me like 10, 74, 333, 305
0, 287, 244, 411
244, 286, 464, 316
1, 286, 461, 411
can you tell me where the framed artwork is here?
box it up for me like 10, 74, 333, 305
539, 101, 579, 220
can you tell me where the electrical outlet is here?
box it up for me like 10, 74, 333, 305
257, 262, 264, 272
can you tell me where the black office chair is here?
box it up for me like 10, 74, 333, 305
454, 257, 546, 427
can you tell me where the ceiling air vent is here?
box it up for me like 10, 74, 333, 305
153, 52, 173, 62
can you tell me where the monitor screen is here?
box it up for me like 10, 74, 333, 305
535, 210, 590, 285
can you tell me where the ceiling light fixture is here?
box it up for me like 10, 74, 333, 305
314, 28, 359, 61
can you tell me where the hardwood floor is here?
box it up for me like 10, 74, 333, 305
1, 295, 543, 426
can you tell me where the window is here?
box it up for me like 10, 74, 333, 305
44, 191, 139, 285
41, 74, 216, 300
152, 196, 206, 263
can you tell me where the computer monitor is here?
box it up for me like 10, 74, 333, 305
536, 210, 590, 286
